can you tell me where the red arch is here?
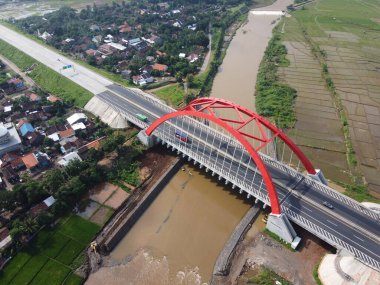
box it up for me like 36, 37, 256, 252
186, 97, 316, 175
146, 110, 282, 214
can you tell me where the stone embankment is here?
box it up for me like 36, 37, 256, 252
85, 96, 129, 129
210, 202, 262, 283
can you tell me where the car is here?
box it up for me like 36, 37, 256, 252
323, 201, 334, 209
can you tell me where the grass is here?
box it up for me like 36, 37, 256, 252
9, 255, 49, 285
0, 215, 100, 285
153, 83, 185, 107
247, 266, 292, 285
263, 229, 295, 252
55, 240, 85, 265
29, 259, 71, 285
0, 38, 93, 107
255, 31, 296, 129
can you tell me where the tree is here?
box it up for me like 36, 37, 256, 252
186, 74, 194, 88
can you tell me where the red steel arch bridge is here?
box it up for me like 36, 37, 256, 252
95, 84, 380, 271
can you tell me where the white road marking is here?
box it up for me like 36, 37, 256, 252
303, 206, 313, 212
354, 235, 365, 242
326, 219, 338, 227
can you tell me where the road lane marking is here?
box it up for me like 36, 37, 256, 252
354, 235, 365, 242
303, 206, 313, 212
326, 219, 338, 227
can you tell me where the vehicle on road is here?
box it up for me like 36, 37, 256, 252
175, 130, 190, 143
323, 201, 334, 209
136, 113, 148, 122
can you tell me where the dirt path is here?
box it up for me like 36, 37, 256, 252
0, 54, 36, 87
200, 24, 212, 74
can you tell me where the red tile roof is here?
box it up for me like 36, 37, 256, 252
152, 63, 168, 72
21, 153, 38, 169
59, 128, 75, 139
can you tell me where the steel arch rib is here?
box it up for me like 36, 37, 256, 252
189, 97, 316, 175
145, 110, 282, 215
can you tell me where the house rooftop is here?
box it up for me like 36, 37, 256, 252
67, 113, 87, 126
58, 151, 82, 167
21, 152, 38, 169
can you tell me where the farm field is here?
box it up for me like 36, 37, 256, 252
280, 0, 380, 196
0, 215, 100, 285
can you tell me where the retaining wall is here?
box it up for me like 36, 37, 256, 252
211, 202, 262, 280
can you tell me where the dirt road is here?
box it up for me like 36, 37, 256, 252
0, 54, 35, 86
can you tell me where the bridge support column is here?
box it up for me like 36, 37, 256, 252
137, 130, 157, 148
247, 194, 251, 199
232, 184, 236, 189
266, 213, 301, 249
308, 169, 328, 185
205, 168, 209, 173
212, 171, 215, 176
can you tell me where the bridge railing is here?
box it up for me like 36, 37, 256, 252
283, 206, 380, 270
260, 152, 379, 221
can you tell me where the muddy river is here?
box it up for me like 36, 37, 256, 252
210, 0, 293, 111
109, 165, 251, 282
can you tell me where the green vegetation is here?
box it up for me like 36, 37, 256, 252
247, 267, 292, 285
0, 215, 98, 285
263, 229, 295, 252
313, 261, 323, 285
338, 182, 380, 203
256, 32, 297, 129
0, 39, 92, 107
154, 84, 185, 107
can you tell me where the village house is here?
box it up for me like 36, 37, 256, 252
152, 63, 168, 72
3, 165, 19, 184
21, 151, 50, 173
119, 22, 132, 33
85, 49, 98, 57
19, 122, 35, 137
30, 196, 56, 217
187, 53, 199, 63
67, 113, 87, 126
132, 74, 154, 86
25, 93, 41, 102
92, 35, 102, 46
57, 151, 82, 167
7, 78, 25, 92
47, 95, 60, 103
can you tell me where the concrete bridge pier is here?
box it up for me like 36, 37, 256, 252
267, 213, 301, 249
308, 169, 328, 185
137, 129, 156, 147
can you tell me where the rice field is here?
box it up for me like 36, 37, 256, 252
278, 0, 380, 197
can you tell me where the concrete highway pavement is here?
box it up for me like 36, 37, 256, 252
0, 24, 111, 94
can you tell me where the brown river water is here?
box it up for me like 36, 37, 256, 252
88, 1, 293, 284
